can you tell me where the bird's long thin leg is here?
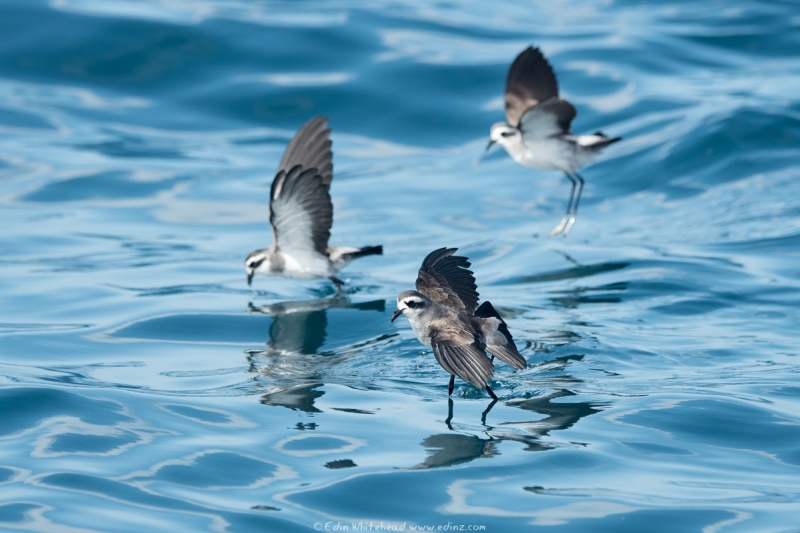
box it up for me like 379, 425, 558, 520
445, 398, 454, 430
564, 172, 577, 215
562, 173, 585, 237
329, 276, 345, 295
448, 374, 455, 396
481, 398, 498, 425
485, 385, 498, 401
550, 173, 577, 237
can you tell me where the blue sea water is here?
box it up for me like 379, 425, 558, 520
1, 0, 799, 531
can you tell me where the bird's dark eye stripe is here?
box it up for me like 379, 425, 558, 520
500, 131, 514, 137
406, 300, 423, 309
249, 258, 264, 269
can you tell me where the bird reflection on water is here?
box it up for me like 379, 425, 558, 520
503, 389, 606, 443
409, 357, 607, 469
247, 296, 385, 355
246, 296, 386, 412
260, 383, 326, 413
409, 428, 499, 470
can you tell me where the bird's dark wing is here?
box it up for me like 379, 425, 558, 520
269, 118, 334, 256
519, 98, 577, 141
278, 116, 333, 187
416, 248, 479, 313
474, 301, 527, 370
505, 46, 560, 127
430, 322, 494, 389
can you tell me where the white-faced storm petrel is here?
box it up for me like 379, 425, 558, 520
488, 47, 622, 236
245, 116, 382, 291
391, 248, 526, 400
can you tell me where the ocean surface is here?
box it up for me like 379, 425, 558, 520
1, 0, 799, 531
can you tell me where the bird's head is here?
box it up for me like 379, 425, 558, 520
245, 248, 272, 286
391, 290, 429, 323
487, 122, 520, 150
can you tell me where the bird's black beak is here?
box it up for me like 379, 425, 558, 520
390, 308, 403, 323
486, 139, 496, 151
247, 272, 254, 286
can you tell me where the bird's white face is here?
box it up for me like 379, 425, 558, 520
391, 291, 428, 324
244, 249, 272, 286
488, 122, 521, 150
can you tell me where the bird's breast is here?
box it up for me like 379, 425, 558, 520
409, 319, 433, 347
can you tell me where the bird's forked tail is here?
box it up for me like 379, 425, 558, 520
475, 301, 527, 370
342, 245, 382, 261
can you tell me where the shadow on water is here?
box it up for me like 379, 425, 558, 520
107, 296, 387, 348
498, 261, 630, 285
547, 281, 628, 308
76, 135, 188, 159
22, 171, 190, 202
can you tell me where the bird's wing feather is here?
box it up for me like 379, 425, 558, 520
269, 168, 332, 256
415, 248, 479, 313
519, 98, 577, 142
430, 323, 494, 388
278, 116, 333, 187
505, 46, 560, 127
269, 117, 334, 256
474, 302, 527, 370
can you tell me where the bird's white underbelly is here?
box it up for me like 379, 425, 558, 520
479, 318, 506, 347
280, 252, 333, 279
515, 137, 575, 171
513, 137, 591, 173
